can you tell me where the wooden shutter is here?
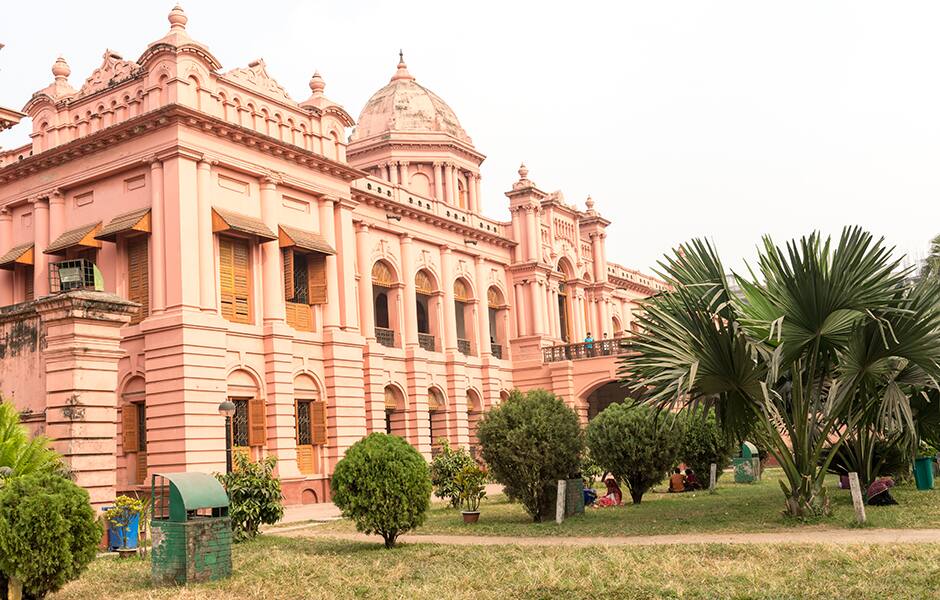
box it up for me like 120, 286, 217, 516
127, 236, 149, 324
296, 445, 315, 475
136, 451, 148, 485
24, 270, 34, 302
122, 403, 138, 454
307, 253, 327, 305
311, 401, 328, 445
219, 237, 252, 324
248, 396, 267, 447
282, 249, 295, 301
286, 302, 313, 331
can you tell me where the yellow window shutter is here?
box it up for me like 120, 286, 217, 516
248, 396, 267, 447
127, 236, 149, 324
296, 444, 315, 475
122, 403, 138, 454
232, 239, 252, 323
307, 253, 327, 305
311, 400, 328, 445
219, 238, 236, 321
283, 249, 295, 301
136, 451, 148, 485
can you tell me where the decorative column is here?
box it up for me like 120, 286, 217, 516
529, 279, 544, 336
468, 174, 478, 213
320, 196, 340, 329
514, 282, 526, 336
337, 200, 359, 330
389, 161, 399, 186
473, 175, 482, 213
474, 256, 490, 356
444, 163, 455, 205
595, 295, 605, 337
574, 215, 583, 267
591, 233, 603, 281
197, 160, 215, 311
599, 233, 609, 282
440, 246, 457, 351
399, 162, 410, 187
149, 159, 167, 312
0, 209, 11, 305
400, 234, 417, 348
48, 190, 65, 247
33, 198, 50, 297
433, 162, 444, 202
525, 205, 539, 262
260, 177, 285, 323
36, 291, 136, 509
546, 285, 556, 339
511, 208, 523, 263
452, 168, 461, 208
356, 223, 374, 340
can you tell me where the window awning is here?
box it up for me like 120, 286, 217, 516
44, 222, 102, 255
278, 225, 336, 256
211, 208, 277, 242
0, 243, 34, 271
95, 208, 151, 242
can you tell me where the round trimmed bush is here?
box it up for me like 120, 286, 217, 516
587, 403, 682, 504
0, 472, 100, 599
678, 408, 736, 482
477, 389, 583, 522
331, 433, 431, 548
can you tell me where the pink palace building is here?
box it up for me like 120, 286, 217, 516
0, 7, 666, 507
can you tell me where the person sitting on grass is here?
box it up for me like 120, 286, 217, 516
684, 468, 701, 491
595, 477, 623, 507
867, 477, 898, 506
668, 467, 686, 493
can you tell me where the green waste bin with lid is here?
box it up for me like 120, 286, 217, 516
914, 456, 936, 491
150, 472, 232, 585
733, 441, 761, 483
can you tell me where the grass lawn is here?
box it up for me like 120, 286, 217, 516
53, 535, 940, 599
317, 468, 940, 537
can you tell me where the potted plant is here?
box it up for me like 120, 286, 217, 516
454, 464, 487, 524
104, 495, 144, 557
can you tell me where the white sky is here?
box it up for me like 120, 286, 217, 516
2, 1, 939, 274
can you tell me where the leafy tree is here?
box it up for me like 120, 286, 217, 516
0, 401, 61, 477
678, 408, 736, 481
429, 439, 475, 508
476, 389, 583, 521
216, 453, 284, 542
0, 472, 100, 599
331, 433, 431, 548
624, 228, 940, 517
586, 403, 682, 504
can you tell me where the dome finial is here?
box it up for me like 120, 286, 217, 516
309, 70, 325, 94
518, 162, 529, 180
51, 56, 70, 81
168, 4, 188, 31
391, 49, 415, 82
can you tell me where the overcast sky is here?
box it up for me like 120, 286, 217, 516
2, 1, 939, 274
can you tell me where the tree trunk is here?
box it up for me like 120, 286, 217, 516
630, 490, 643, 504
382, 529, 398, 549
782, 477, 831, 517
9, 578, 22, 600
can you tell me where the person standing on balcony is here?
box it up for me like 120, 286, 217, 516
584, 332, 594, 357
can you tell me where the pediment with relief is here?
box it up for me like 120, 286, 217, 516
80, 50, 141, 97
222, 59, 294, 104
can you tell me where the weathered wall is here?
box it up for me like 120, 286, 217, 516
0, 302, 45, 434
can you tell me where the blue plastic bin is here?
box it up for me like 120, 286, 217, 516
101, 507, 140, 551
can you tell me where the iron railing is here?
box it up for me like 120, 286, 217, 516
490, 343, 503, 359
418, 332, 436, 352
457, 338, 471, 355
542, 336, 630, 363
375, 327, 395, 348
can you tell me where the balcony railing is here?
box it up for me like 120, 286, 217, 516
375, 327, 395, 348
418, 332, 436, 352
457, 338, 471, 355
543, 336, 630, 363
490, 343, 503, 359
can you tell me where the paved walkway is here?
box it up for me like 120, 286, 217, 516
272, 526, 940, 546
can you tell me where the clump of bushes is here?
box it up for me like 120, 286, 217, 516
678, 408, 736, 482
429, 439, 475, 507
476, 389, 583, 522
587, 403, 682, 504
216, 453, 284, 542
331, 433, 431, 548
0, 472, 100, 599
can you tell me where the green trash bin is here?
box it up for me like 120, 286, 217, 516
914, 456, 935, 491
733, 441, 760, 484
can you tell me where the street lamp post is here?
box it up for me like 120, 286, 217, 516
218, 400, 236, 473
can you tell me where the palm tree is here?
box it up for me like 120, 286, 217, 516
623, 228, 940, 517
921, 233, 940, 282
0, 400, 61, 478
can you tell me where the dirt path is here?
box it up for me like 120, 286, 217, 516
272, 526, 940, 546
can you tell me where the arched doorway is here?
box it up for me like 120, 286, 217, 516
487, 286, 508, 359
120, 376, 147, 486
428, 387, 447, 454
453, 278, 474, 355
557, 282, 571, 343
586, 381, 629, 420
372, 260, 398, 347
384, 385, 407, 438
415, 269, 440, 352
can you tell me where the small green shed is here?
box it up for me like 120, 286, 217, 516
150, 472, 232, 585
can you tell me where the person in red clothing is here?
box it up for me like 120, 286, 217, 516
595, 477, 623, 507
668, 467, 686, 493
867, 477, 898, 506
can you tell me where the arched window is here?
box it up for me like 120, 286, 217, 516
557, 282, 571, 343
227, 369, 264, 465
415, 269, 440, 352
487, 286, 508, 359
372, 261, 398, 347
384, 385, 407, 438
428, 387, 447, 454
457, 178, 467, 209
454, 278, 474, 355
294, 373, 326, 475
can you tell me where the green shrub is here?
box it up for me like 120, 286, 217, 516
453, 464, 487, 513
678, 408, 736, 481
587, 403, 682, 504
429, 439, 475, 508
580, 449, 603, 489
0, 472, 100, 599
0, 401, 61, 478
476, 389, 583, 522
216, 453, 284, 542
331, 433, 431, 548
